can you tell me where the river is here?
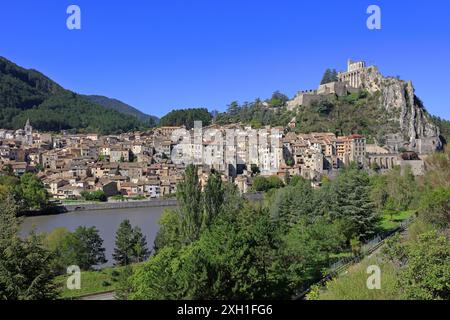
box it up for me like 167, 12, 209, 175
20, 206, 174, 267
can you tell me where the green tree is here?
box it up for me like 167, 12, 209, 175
153, 209, 182, 252
80, 190, 107, 202
177, 164, 203, 244
267, 91, 289, 108
384, 197, 397, 222
0, 195, 57, 300
250, 164, 260, 176
159, 108, 212, 129
392, 231, 450, 300
130, 205, 290, 300
131, 226, 150, 263
320, 68, 338, 85
418, 187, 450, 229
252, 176, 284, 192
113, 220, 135, 266
384, 166, 417, 211
129, 246, 189, 300
325, 166, 378, 241
42, 227, 71, 274
268, 179, 316, 230
59, 226, 107, 270
321, 69, 332, 85
202, 170, 224, 229
115, 265, 134, 300
281, 218, 345, 294
15, 173, 49, 210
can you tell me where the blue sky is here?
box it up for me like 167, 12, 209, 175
1, 0, 449, 119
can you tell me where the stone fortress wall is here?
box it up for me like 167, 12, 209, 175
287, 59, 365, 110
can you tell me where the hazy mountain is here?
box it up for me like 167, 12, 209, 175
82, 95, 159, 126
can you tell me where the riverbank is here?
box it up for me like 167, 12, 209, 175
23, 192, 264, 217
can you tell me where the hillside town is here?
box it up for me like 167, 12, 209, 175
0, 117, 426, 201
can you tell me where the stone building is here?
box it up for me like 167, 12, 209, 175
24, 119, 33, 146
337, 59, 369, 88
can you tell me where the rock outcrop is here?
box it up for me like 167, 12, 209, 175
360, 66, 442, 153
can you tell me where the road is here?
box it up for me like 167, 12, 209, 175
79, 291, 116, 300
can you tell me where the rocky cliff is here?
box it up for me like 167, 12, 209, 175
361, 66, 442, 153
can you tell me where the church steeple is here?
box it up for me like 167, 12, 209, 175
24, 118, 33, 145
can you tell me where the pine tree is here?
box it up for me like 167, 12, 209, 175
321, 68, 338, 84
327, 167, 378, 241
63, 226, 107, 270
114, 220, 150, 266
113, 219, 135, 266
331, 69, 338, 82
321, 69, 332, 84
131, 226, 150, 263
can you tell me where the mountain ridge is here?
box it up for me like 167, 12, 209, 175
81, 94, 159, 126
0, 56, 150, 134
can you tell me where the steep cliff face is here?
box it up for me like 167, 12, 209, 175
361, 67, 442, 153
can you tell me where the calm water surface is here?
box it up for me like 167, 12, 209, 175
20, 206, 174, 267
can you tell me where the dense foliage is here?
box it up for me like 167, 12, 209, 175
215, 99, 296, 128
43, 226, 107, 272
82, 95, 159, 127
0, 172, 49, 211
81, 190, 107, 202
252, 175, 285, 192
312, 147, 450, 300
0, 195, 57, 300
159, 108, 212, 129
127, 163, 381, 300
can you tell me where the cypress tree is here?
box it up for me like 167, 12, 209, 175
202, 170, 224, 229
177, 164, 203, 244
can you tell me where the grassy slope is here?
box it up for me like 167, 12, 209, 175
56, 266, 123, 299
378, 210, 414, 232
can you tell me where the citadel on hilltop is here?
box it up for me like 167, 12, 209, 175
288, 59, 376, 110
287, 59, 442, 155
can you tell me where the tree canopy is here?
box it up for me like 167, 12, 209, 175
159, 108, 212, 129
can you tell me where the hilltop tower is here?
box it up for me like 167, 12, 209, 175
337, 59, 367, 88
24, 118, 33, 146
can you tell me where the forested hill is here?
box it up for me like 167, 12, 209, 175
0, 56, 147, 134
81, 95, 159, 127
215, 91, 450, 147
